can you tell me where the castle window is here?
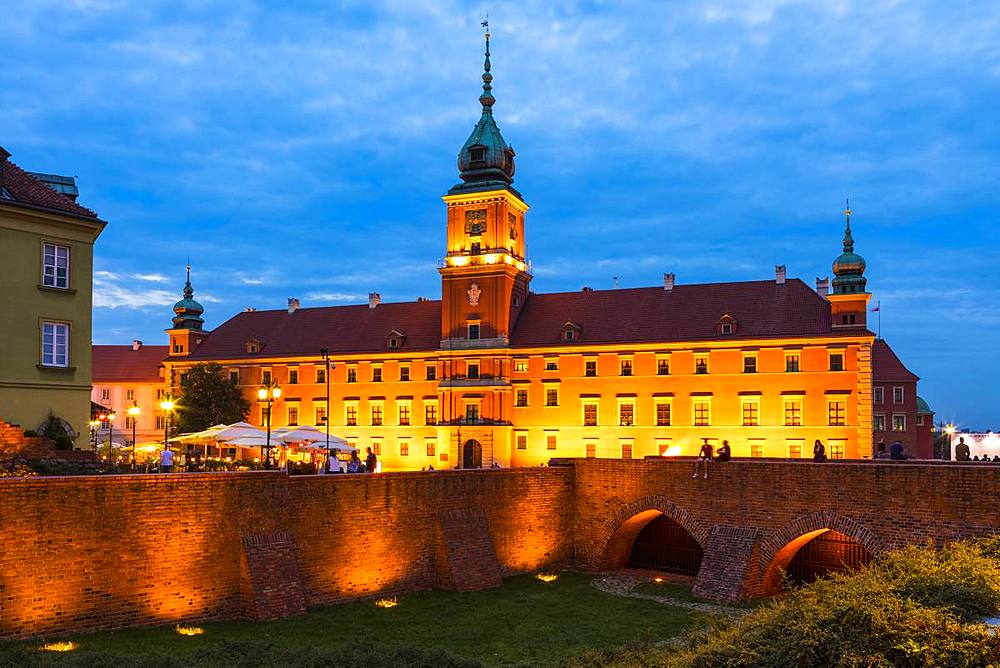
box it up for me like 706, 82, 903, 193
372, 366, 382, 383
829, 353, 844, 372
471, 242, 481, 255
827, 400, 846, 426
287, 406, 299, 427
743, 355, 757, 374
229, 370, 240, 385
621, 439, 633, 460
586, 441, 597, 458
618, 402, 635, 427
657, 357, 670, 375
893, 386, 904, 403
426, 439, 436, 457
288, 369, 298, 385
41, 322, 70, 367
371, 404, 383, 426
873, 414, 886, 431
516, 433, 528, 450
425, 403, 437, 425
465, 404, 479, 424
426, 365, 437, 381
399, 365, 410, 382
583, 402, 598, 427
892, 414, 906, 431
399, 440, 409, 457
315, 406, 327, 425
126, 389, 135, 401
515, 360, 528, 373
545, 388, 559, 406
564, 330, 575, 341
397, 401, 411, 426
787, 439, 804, 458
345, 404, 358, 427
372, 440, 382, 456
545, 358, 558, 371
262, 369, 272, 385
101, 388, 110, 401
693, 399, 711, 427
468, 323, 481, 340
585, 360, 597, 377
695, 355, 709, 375
784, 399, 802, 426
742, 399, 760, 427
874, 386, 884, 403
656, 401, 672, 427
546, 433, 558, 450
515, 389, 528, 407
620, 358, 633, 376
316, 367, 326, 384
749, 440, 764, 458
785, 353, 800, 373
721, 323, 733, 334
467, 361, 479, 379
917, 414, 925, 427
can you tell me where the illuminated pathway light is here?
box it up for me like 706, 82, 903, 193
175, 625, 205, 636
374, 597, 399, 608
535, 572, 559, 583
39, 641, 78, 652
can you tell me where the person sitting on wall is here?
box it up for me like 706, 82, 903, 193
955, 437, 971, 462
716, 440, 732, 463
692, 439, 713, 479
347, 450, 362, 473
813, 439, 827, 463
889, 440, 906, 461
365, 447, 377, 474
159, 446, 174, 473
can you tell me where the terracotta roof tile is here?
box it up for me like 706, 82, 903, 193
872, 339, 919, 382
93, 345, 169, 382
1, 155, 98, 218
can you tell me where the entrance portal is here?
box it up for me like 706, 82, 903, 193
462, 439, 482, 469
784, 529, 872, 588
629, 514, 703, 576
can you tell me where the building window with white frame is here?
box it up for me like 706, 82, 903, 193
783, 399, 802, 427
101, 387, 110, 401
657, 356, 670, 376
425, 439, 436, 457
314, 406, 327, 425
742, 399, 760, 427
515, 388, 528, 407
585, 359, 597, 377
399, 440, 409, 456
345, 403, 358, 426
893, 386, 904, 403
873, 414, 886, 431
516, 432, 528, 450
41, 322, 69, 367
785, 353, 800, 373
42, 243, 70, 289
695, 355, 709, 375
829, 352, 844, 371
544, 358, 558, 371
424, 402, 437, 425
693, 399, 711, 427
515, 360, 528, 373
873, 386, 884, 403
828, 400, 846, 426
370, 404, 383, 426
892, 414, 906, 431
545, 388, 558, 406
546, 433, 557, 450
655, 401, 672, 427
743, 355, 757, 374
397, 401, 411, 426
583, 402, 598, 427
620, 439, 633, 459
620, 358, 633, 376
287, 406, 299, 426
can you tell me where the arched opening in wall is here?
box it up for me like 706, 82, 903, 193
777, 529, 872, 590
462, 439, 482, 469
628, 515, 703, 576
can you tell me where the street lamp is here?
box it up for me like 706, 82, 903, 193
945, 423, 957, 460
127, 403, 141, 471
319, 348, 334, 469
159, 398, 175, 457
89, 420, 99, 450
257, 382, 281, 469
106, 411, 116, 467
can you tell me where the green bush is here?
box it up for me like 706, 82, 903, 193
23, 430, 37, 437
53, 434, 74, 451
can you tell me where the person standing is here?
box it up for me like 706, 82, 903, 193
365, 446, 377, 473
889, 440, 905, 461
813, 439, 827, 463
692, 439, 713, 479
955, 437, 971, 462
159, 446, 174, 473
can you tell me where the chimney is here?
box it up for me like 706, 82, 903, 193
287, 297, 300, 314
244, 307, 256, 312
131, 339, 142, 351
368, 292, 381, 309
816, 276, 830, 298
663, 272, 675, 292
581, 286, 593, 292
775, 265, 786, 285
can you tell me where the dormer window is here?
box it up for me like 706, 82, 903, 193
560, 321, 582, 343
245, 338, 263, 354
716, 314, 739, 336
470, 146, 486, 162
385, 329, 406, 350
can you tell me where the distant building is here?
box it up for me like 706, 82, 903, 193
0, 146, 106, 445
91, 341, 169, 447
871, 339, 934, 459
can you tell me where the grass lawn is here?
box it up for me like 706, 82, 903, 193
20, 572, 694, 667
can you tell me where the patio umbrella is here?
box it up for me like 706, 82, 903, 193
272, 425, 346, 445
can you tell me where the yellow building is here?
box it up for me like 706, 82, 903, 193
0, 147, 106, 446
163, 33, 881, 469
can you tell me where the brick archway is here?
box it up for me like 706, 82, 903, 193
755, 511, 884, 595
594, 495, 709, 571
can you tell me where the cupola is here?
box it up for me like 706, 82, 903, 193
171, 264, 205, 330
832, 203, 867, 295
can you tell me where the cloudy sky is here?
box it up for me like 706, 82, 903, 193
3, 1, 998, 427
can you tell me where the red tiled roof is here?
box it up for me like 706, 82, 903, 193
512, 279, 841, 347
1, 154, 98, 218
92, 345, 169, 382
186, 300, 443, 360
872, 339, 918, 382
185, 278, 860, 360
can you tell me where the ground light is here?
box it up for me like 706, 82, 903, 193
535, 573, 559, 583
39, 641, 77, 652
374, 597, 399, 608
653, 577, 664, 584
175, 625, 205, 636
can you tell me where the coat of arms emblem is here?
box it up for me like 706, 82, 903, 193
467, 282, 481, 306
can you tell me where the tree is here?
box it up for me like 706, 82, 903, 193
176, 363, 251, 434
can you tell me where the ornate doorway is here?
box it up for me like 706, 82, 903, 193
462, 439, 482, 469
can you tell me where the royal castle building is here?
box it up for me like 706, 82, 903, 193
137, 32, 932, 468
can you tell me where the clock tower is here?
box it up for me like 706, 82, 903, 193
439, 25, 531, 348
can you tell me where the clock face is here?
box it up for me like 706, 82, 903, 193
465, 209, 487, 235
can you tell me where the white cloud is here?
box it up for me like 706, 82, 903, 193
132, 273, 168, 282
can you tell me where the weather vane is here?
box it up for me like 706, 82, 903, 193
845, 198, 851, 223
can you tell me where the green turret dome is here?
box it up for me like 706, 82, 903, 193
832, 206, 868, 295
172, 265, 205, 330
450, 25, 516, 195
916, 396, 933, 415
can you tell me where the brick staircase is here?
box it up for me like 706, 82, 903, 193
0, 417, 98, 466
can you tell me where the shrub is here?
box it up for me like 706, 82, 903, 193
53, 434, 74, 451
23, 430, 37, 437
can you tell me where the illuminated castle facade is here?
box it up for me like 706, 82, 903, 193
156, 31, 932, 468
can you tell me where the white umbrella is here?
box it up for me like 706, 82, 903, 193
273, 425, 347, 445
169, 424, 228, 443
297, 440, 354, 453
211, 422, 267, 442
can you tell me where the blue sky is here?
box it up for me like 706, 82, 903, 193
3, 1, 998, 427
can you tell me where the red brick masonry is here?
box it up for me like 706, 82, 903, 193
0, 459, 997, 638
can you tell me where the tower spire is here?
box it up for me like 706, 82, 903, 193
183, 261, 194, 300
479, 18, 495, 113
843, 198, 854, 253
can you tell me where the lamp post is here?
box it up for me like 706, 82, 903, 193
89, 419, 99, 450
258, 382, 281, 469
945, 424, 957, 461
107, 411, 116, 468
320, 348, 333, 468
127, 403, 141, 471
159, 398, 175, 459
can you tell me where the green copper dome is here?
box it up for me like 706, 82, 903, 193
450, 26, 517, 196
172, 265, 205, 330
832, 209, 868, 295
916, 396, 933, 415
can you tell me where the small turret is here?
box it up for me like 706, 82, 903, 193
828, 202, 871, 329
171, 264, 205, 330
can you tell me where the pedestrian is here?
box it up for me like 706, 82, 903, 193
813, 439, 827, 463
326, 452, 341, 474
716, 440, 732, 463
365, 446, 377, 473
159, 446, 174, 473
347, 450, 362, 473
889, 440, 905, 461
955, 437, 971, 462
692, 439, 713, 479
